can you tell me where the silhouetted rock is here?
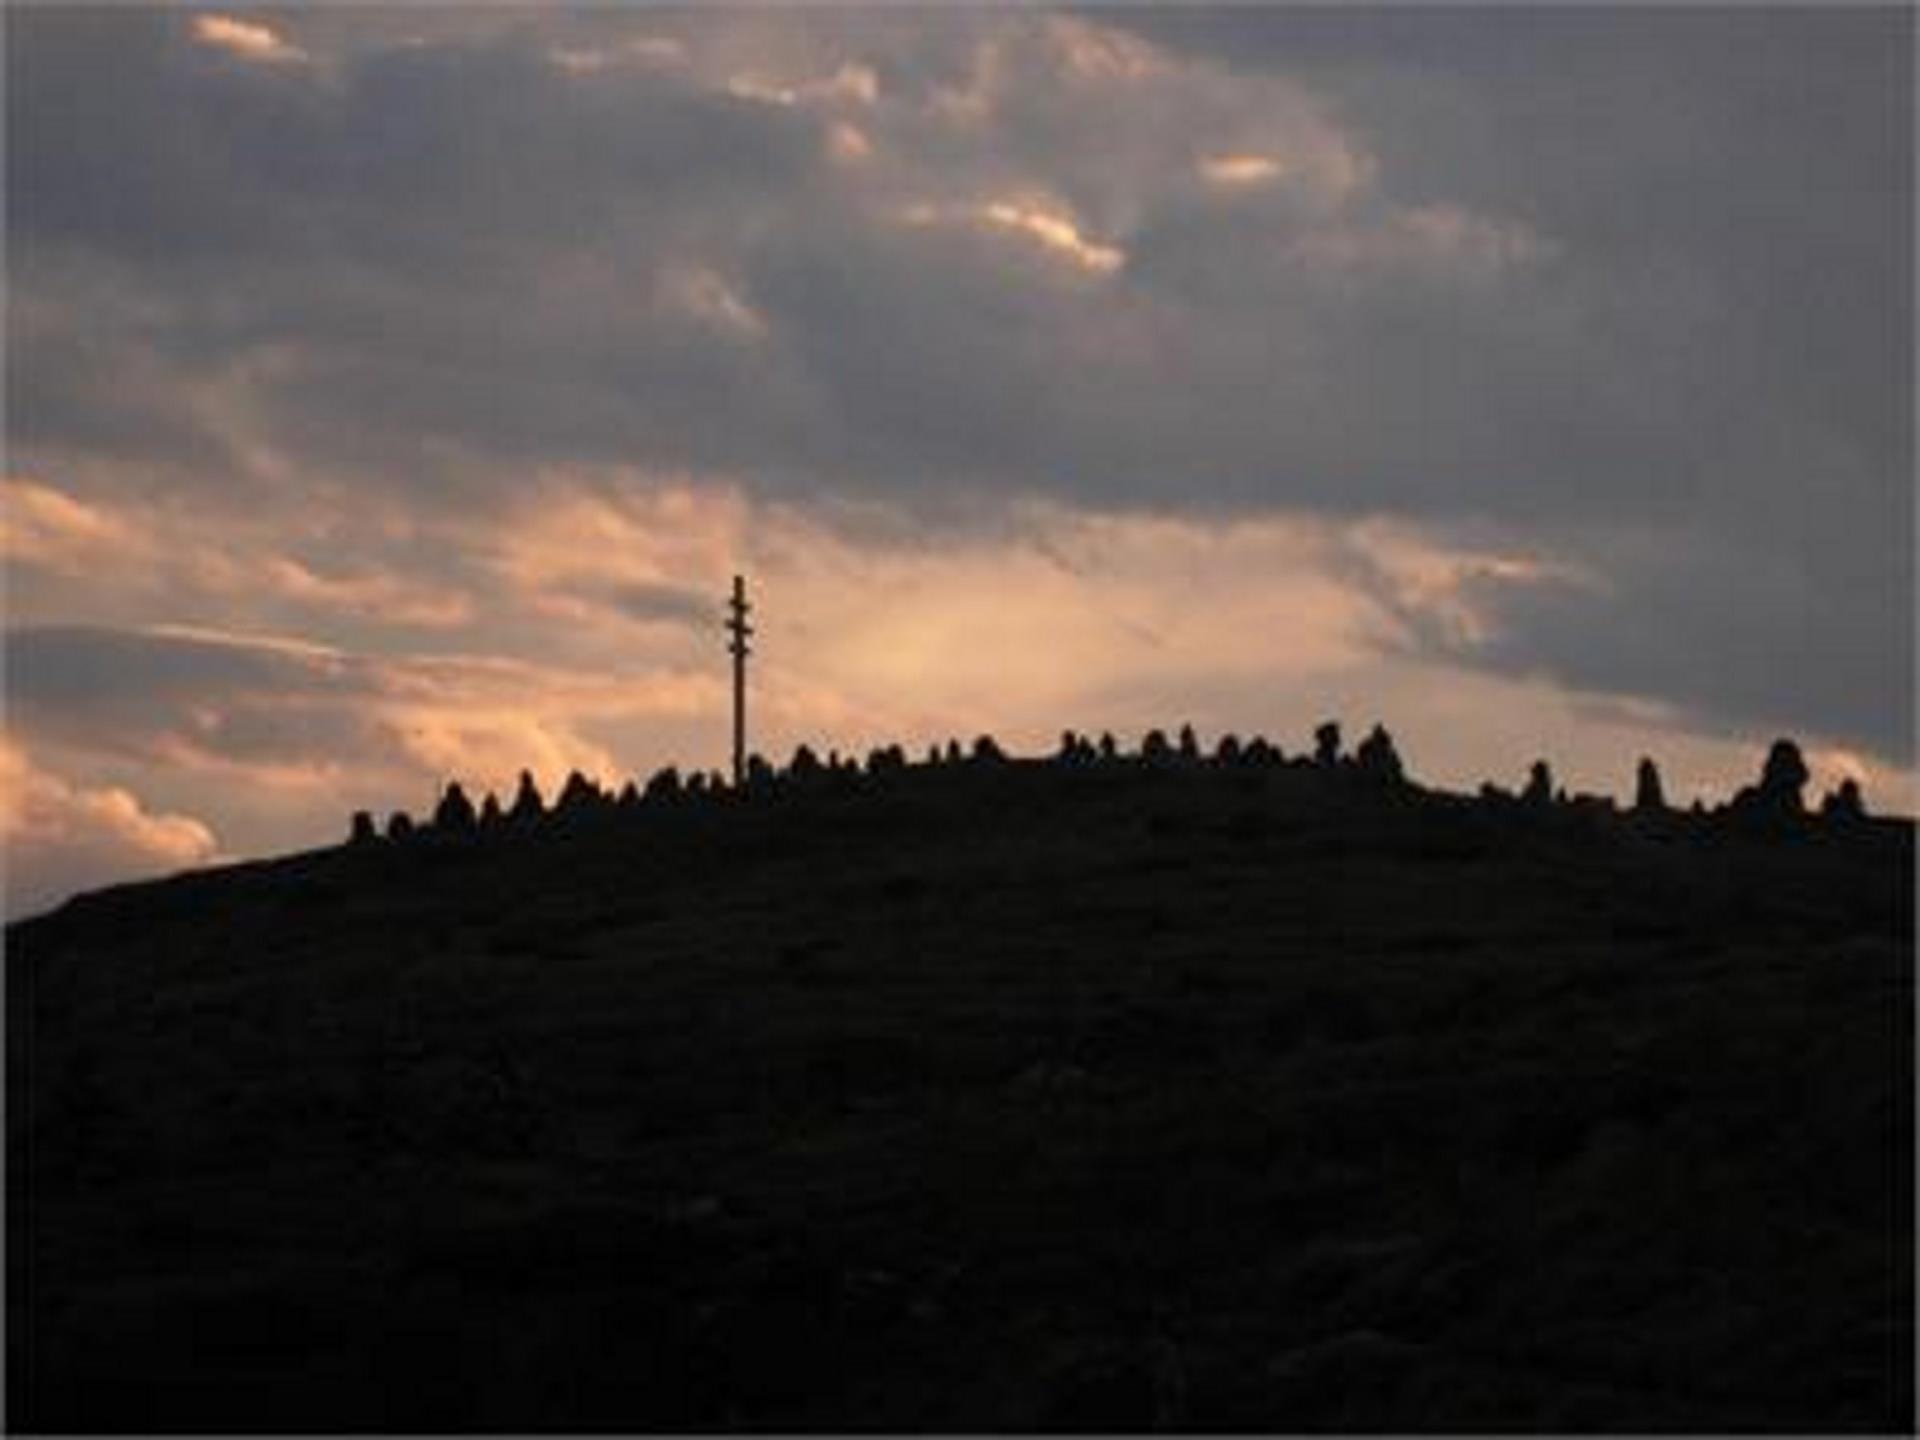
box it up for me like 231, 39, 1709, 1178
1633, 757, 1667, 814
1354, 725, 1404, 786
509, 770, 545, 824
1730, 738, 1811, 824
1522, 760, 1554, 809
556, 771, 606, 815
1760, 738, 1810, 812
433, 781, 477, 833
348, 811, 379, 847
1821, 777, 1867, 823
1314, 722, 1342, 768
385, 811, 414, 842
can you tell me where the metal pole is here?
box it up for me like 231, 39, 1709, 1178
726, 574, 752, 789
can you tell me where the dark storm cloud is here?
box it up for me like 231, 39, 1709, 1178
1102, 4, 1912, 756
6, 8, 1910, 760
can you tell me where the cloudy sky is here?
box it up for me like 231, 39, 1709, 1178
4, 5, 1912, 917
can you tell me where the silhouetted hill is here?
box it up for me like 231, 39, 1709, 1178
8, 750, 1913, 1431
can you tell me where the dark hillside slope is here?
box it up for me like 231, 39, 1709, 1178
9, 760, 1914, 1431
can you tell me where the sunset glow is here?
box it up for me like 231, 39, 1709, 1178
5, 8, 1910, 916
190, 13, 307, 65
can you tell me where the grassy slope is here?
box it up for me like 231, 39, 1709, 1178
8, 760, 1914, 1431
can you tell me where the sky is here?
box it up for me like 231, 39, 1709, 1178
3, 5, 1913, 919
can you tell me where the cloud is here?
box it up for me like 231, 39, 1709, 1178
1, 739, 219, 920
5, 1, 1909, 907
2, 617, 728, 863
3, 477, 475, 636
1199, 154, 1283, 188
190, 14, 307, 66
0, 475, 145, 568
897, 194, 1126, 275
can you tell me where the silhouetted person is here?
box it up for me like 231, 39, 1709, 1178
1633, 757, 1667, 813
1214, 733, 1242, 766
349, 810, 379, 847
509, 769, 544, 824
1314, 721, 1342, 767
1353, 724, 1404, 785
789, 744, 823, 781
434, 781, 477, 833
971, 735, 1006, 764
1098, 732, 1118, 762
1142, 729, 1172, 766
1244, 736, 1275, 765
687, 771, 709, 797
1522, 759, 1553, 809
643, 766, 681, 801
386, 811, 414, 841
1820, 777, 1867, 823
616, 780, 640, 808
479, 792, 504, 828
746, 754, 775, 791
944, 739, 963, 765
1178, 724, 1201, 762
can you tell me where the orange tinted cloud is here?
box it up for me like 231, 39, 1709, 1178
897, 197, 1126, 276
1, 475, 146, 568
1, 738, 219, 918
5, 478, 472, 630
190, 14, 307, 65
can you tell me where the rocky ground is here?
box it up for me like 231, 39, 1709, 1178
8, 757, 1913, 1431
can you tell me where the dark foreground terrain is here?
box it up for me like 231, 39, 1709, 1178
8, 757, 1914, 1431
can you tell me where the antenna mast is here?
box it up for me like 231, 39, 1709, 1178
725, 574, 752, 788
